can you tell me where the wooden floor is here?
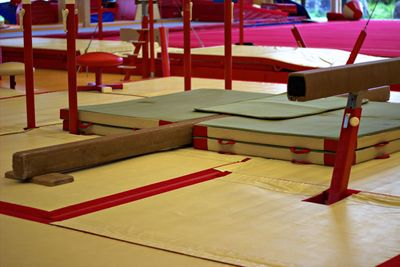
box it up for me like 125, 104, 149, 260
0, 69, 399, 267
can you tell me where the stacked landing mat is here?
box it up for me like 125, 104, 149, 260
193, 96, 400, 166
62, 89, 400, 165
60, 89, 272, 135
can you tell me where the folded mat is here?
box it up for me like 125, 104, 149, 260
74, 89, 272, 129
193, 136, 400, 166
195, 94, 350, 119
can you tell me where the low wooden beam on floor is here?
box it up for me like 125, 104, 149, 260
8, 116, 224, 181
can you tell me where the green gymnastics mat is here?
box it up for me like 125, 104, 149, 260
63, 90, 355, 134
195, 94, 350, 119
193, 112, 400, 151
70, 89, 273, 130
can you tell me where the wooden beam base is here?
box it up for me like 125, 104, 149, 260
31, 173, 74, 187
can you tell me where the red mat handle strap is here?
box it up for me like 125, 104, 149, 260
290, 147, 311, 154
291, 159, 311, 165
374, 141, 389, 147
218, 139, 236, 145
78, 121, 93, 129
375, 154, 390, 159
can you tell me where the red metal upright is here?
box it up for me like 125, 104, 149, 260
346, 30, 367, 65
149, 0, 155, 76
324, 29, 367, 203
327, 105, 362, 204
239, 0, 244, 45
183, 0, 191, 91
22, 0, 36, 129
66, 0, 78, 134
224, 0, 232, 90
141, 16, 150, 78
97, 0, 103, 40
291, 26, 306, 48
159, 27, 171, 77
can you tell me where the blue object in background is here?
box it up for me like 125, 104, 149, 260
91, 12, 115, 23
0, 3, 17, 24
213, 0, 239, 3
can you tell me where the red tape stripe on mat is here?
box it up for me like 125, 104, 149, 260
0, 168, 231, 224
377, 254, 400, 267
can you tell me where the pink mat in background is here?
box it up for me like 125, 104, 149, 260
166, 20, 400, 57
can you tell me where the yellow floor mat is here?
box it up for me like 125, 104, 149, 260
0, 87, 24, 98
216, 152, 400, 196
1, 138, 245, 210
0, 215, 231, 267
54, 173, 400, 267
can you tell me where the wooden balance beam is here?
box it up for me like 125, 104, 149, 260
287, 57, 400, 204
287, 57, 400, 101
8, 115, 223, 181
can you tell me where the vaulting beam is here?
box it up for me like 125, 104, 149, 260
287, 58, 400, 101
9, 116, 223, 180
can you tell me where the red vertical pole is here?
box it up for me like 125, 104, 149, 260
149, 0, 155, 76
291, 26, 306, 48
327, 107, 362, 204
224, 0, 232, 90
183, 0, 191, 91
0, 47, 2, 80
239, 0, 244, 45
22, 0, 36, 129
66, 0, 78, 134
159, 27, 170, 77
97, 0, 103, 40
96, 0, 103, 40
346, 30, 367, 65
141, 16, 149, 78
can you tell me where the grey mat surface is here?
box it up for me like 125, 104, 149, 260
78, 89, 272, 122
196, 115, 400, 139
195, 94, 349, 119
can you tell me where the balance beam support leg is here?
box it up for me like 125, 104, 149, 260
327, 107, 362, 204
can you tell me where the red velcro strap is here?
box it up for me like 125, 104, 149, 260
290, 147, 311, 154
79, 121, 93, 129
159, 120, 173, 126
59, 108, 69, 119
324, 153, 336, 166
374, 141, 389, 147
324, 139, 338, 151
193, 138, 208, 150
218, 139, 236, 145
291, 159, 311, 165
375, 154, 390, 159
193, 125, 208, 137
